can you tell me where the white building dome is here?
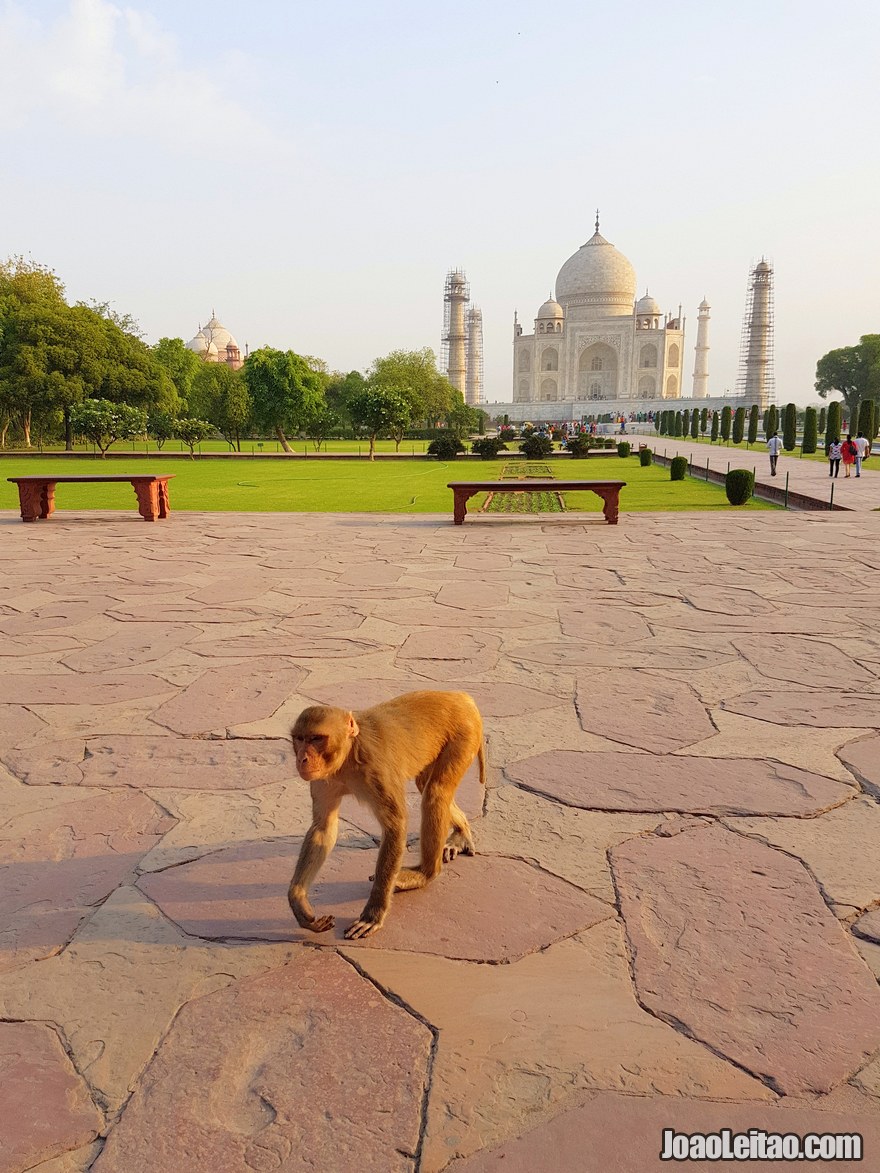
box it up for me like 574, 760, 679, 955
186, 330, 209, 355
536, 296, 564, 319
555, 228, 637, 320
202, 315, 238, 355
636, 293, 661, 316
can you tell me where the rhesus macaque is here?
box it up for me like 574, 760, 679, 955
288, 690, 485, 939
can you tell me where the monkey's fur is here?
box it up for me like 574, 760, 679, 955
289, 690, 486, 939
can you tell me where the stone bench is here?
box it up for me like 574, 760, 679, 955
447, 480, 625, 525
8, 475, 175, 523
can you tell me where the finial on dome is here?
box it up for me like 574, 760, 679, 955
595, 208, 600, 234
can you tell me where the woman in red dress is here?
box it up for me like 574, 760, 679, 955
841, 434, 858, 478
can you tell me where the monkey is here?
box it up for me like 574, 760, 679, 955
288, 690, 486, 940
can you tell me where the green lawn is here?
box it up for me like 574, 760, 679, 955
0, 455, 775, 514
3, 437, 433, 457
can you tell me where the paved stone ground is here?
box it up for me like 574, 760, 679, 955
1, 507, 880, 1172
632, 430, 880, 511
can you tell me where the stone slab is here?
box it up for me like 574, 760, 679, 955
107, 603, 271, 623
60, 624, 200, 672
733, 635, 877, 688
0, 601, 110, 636
515, 640, 735, 671
0, 674, 171, 705
436, 581, 510, 608
506, 750, 852, 815
838, 733, 880, 797
559, 606, 651, 645
0, 1021, 102, 1173
351, 921, 773, 1172
187, 575, 279, 604
149, 661, 303, 734
853, 908, 880, 944
3, 735, 294, 789
92, 952, 430, 1173
725, 691, 880, 729
396, 629, 501, 680
0, 704, 46, 747
574, 670, 715, 752
0, 790, 173, 972
140, 842, 609, 961
448, 1090, 880, 1172
612, 824, 880, 1094
727, 796, 880, 915
188, 634, 383, 658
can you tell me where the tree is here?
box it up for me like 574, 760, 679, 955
825, 399, 842, 453
765, 404, 778, 437
690, 408, 699, 439
366, 348, 455, 426
720, 405, 732, 443
243, 347, 324, 452
681, 409, 690, 436
816, 335, 880, 428
802, 406, 818, 454
710, 410, 719, 442
148, 410, 176, 450
747, 404, 759, 446
783, 402, 797, 451
700, 407, 708, 435
348, 384, 411, 460
305, 404, 339, 451
733, 406, 745, 444
174, 417, 214, 458
190, 363, 252, 451
674, 411, 682, 437
818, 405, 827, 434
70, 399, 146, 457
445, 392, 478, 441
152, 338, 202, 409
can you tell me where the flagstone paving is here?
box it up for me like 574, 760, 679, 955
1, 507, 879, 1171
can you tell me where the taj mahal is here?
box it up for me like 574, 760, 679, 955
493, 216, 763, 423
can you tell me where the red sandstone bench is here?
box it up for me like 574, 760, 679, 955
447, 479, 625, 525
8, 475, 175, 523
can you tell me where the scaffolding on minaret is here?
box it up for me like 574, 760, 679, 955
735, 259, 775, 409
441, 269, 469, 395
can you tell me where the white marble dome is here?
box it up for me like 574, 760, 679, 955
536, 296, 564, 320
202, 315, 238, 355
186, 330, 209, 355
636, 293, 661, 316
555, 229, 637, 319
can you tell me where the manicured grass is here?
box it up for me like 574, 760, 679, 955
3, 437, 433, 456
0, 455, 775, 513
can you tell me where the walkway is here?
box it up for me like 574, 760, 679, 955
636, 431, 880, 511
1, 508, 879, 1171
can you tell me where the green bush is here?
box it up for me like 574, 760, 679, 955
617, 441, 631, 458
720, 405, 732, 442
765, 404, 778, 438
783, 402, 797, 451
818, 406, 827, 435
670, 455, 688, 481
674, 412, 683, 437
858, 399, 875, 443
471, 436, 508, 459
565, 435, 592, 457
682, 409, 690, 435
747, 404, 759, 445
654, 415, 661, 433
732, 406, 745, 444
725, 468, 755, 505
700, 408, 708, 435
427, 435, 465, 460
690, 410, 699, 439
825, 400, 841, 453
519, 433, 554, 459
639, 447, 652, 466
802, 406, 817, 454
710, 410, 719, 442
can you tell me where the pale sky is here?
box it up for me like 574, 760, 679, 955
2, 0, 878, 405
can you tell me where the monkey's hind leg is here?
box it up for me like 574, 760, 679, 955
442, 800, 475, 863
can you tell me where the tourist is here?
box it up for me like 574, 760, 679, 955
766, 431, 783, 477
828, 438, 842, 478
841, 434, 858, 478
854, 432, 871, 477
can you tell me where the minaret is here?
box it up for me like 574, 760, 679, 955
442, 269, 469, 394
692, 298, 710, 398
735, 259, 775, 408
466, 306, 483, 405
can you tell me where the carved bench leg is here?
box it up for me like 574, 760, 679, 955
18, 483, 44, 522
41, 483, 56, 519
601, 489, 620, 525
133, 481, 159, 521
452, 490, 480, 524
157, 480, 170, 519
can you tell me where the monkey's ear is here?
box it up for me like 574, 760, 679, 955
347, 713, 359, 739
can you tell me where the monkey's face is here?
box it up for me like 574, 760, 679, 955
291, 706, 359, 781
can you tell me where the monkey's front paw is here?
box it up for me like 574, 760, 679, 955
308, 914, 335, 933
344, 912, 384, 939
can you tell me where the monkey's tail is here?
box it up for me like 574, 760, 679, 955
478, 740, 487, 787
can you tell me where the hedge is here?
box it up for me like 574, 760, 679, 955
725, 468, 755, 505
802, 406, 817, 454
783, 402, 797, 451
617, 441, 631, 458
639, 447, 652, 466
670, 455, 688, 480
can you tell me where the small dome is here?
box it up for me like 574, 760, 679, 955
186, 331, 209, 355
555, 228, 637, 319
755, 260, 771, 273
636, 293, 661, 316
536, 296, 564, 320
699, 297, 710, 309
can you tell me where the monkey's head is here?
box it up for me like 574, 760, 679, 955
291, 705, 360, 781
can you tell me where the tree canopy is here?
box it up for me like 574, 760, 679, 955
348, 384, 411, 460
366, 348, 456, 426
242, 347, 324, 452
816, 335, 880, 425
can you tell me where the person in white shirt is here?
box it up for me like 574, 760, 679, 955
828, 438, 843, 478
766, 431, 783, 477
854, 432, 871, 477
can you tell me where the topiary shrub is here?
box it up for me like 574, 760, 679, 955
710, 410, 719, 442
747, 404, 759, 445
732, 406, 746, 444
825, 400, 841, 453
720, 405, 732, 443
639, 447, 652, 466
617, 441, 631, 458
802, 406, 817, 454
725, 468, 755, 505
427, 435, 465, 460
670, 456, 688, 481
519, 433, 554, 459
783, 402, 797, 451
565, 435, 591, 457
471, 436, 508, 459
